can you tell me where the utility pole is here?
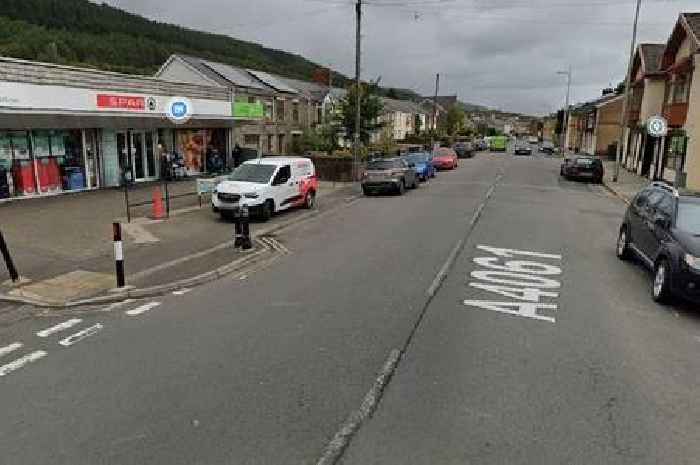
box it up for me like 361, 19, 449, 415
614, 0, 642, 182
432, 73, 440, 151
557, 66, 571, 154
354, 0, 362, 184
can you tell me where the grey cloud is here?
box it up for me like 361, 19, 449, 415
103, 0, 697, 114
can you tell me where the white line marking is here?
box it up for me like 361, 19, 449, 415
36, 318, 83, 338
125, 302, 161, 316
101, 299, 135, 312
172, 289, 191, 296
0, 342, 23, 358
0, 350, 47, 377
58, 324, 104, 347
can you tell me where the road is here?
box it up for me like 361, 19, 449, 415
1, 150, 699, 465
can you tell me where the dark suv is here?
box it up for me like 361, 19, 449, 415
616, 182, 700, 303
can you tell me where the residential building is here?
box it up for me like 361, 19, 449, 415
622, 43, 666, 176
156, 55, 315, 156
376, 98, 426, 142
592, 95, 623, 157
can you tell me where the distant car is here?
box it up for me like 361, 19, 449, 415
454, 142, 474, 159
362, 158, 418, 195
540, 142, 555, 154
528, 136, 539, 144
432, 147, 459, 170
514, 143, 532, 156
475, 140, 488, 151
403, 152, 436, 181
616, 182, 700, 303
560, 156, 603, 183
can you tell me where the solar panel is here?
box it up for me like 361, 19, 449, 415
246, 69, 299, 94
202, 60, 267, 90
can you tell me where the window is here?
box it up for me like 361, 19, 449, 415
646, 190, 664, 209
655, 194, 675, 218
243, 134, 259, 147
267, 134, 274, 153
248, 96, 257, 104
276, 99, 285, 121
278, 134, 286, 154
673, 75, 690, 104
265, 101, 273, 121
292, 102, 300, 123
274, 165, 291, 184
664, 134, 687, 170
634, 190, 649, 209
317, 105, 323, 124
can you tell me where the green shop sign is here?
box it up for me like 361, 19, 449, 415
233, 101, 264, 119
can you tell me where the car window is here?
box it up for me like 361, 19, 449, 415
676, 201, 700, 234
367, 160, 400, 170
655, 194, 674, 218
646, 190, 664, 209
633, 191, 649, 209
275, 165, 291, 183
229, 164, 276, 184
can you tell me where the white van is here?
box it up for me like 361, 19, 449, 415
212, 157, 319, 221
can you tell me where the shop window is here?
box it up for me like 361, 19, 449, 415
664, 133, 687, 170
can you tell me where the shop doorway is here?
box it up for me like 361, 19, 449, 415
117, 130, 158, 182
641, 136, 655, 177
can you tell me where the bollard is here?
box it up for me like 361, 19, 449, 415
113, 222, 125, 288
152, 186, 165, 219
0, 230, 19, 283
240, 202, 252, 250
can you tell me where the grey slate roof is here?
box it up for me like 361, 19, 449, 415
639, 44, 665, 74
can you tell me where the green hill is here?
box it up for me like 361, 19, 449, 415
0, 0, 350, 84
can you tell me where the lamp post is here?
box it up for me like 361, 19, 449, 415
613, 0, 642, 182
557, 66, 572, 155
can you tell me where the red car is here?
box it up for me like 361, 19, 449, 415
432, 148, 459, 170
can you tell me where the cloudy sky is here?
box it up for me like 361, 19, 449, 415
103, 0, 697, 115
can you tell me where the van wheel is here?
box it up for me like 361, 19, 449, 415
304, 191, 316, 209
260, 200, 274, 222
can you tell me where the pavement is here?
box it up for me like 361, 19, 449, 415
0, 178, 355, 305
1, 150, 699, 465
602, 160, 650, 204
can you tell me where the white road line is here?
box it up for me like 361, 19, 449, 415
36, 318, 83, 338
0, 342, 23, 358
0, 350, 47, 377
102, 299, 135, 312
172, 289, 191, 296
125, 302, 161, 316
58, 324, 104, 347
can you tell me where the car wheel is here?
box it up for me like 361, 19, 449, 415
652, 259, 673, 303
260, 200, 274, 222
220, 210, 233, 221
396, 180, 405, 195
304, 191, 316, 209
616, 227, 631, 260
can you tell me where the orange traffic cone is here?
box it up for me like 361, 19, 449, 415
152, 186, 165, 219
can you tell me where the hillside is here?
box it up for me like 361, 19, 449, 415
0, 0, 350, 84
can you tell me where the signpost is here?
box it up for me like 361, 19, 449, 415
647, 115, 668, 138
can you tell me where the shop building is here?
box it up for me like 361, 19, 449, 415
0, 56, 234, 199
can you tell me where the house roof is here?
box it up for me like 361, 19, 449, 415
171, 55, 272, 92
382, 97, 423, 114
683, 12, 700, 44
246, 69, 299, 94
662, 13, 700, 70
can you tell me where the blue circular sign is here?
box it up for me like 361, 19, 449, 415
166, 97, 193, 124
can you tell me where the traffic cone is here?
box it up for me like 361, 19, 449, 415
152, 186, 165, 219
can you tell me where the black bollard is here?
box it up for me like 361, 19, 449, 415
0, 230, 19, 282
240, 202, 252, 250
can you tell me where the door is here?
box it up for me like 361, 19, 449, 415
628, 188, 649, 251
637, 190, 665, 260
647, 192, 674, 260
271, 164, 296, 210
129, 131, 158, 181
116, 131, 131, 183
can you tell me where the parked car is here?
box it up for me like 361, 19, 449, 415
616, 182, 700, 303
212, 156, 318, 221
540, 141, 555, 154
560, 156, 604, 183
403, 152, 436, 181
362, 157, 418, 195
474, 139, 488, 151
490, 135, 508, 152
432, 147, 459, 170
454, 142, 474, 159
514, 143, 532, 156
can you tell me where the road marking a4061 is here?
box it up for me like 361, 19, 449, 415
464, 245, 562, 323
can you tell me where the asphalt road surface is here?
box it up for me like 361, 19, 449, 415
1, 151, 699, 465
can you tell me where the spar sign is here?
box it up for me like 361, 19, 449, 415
464, 245, 563, 323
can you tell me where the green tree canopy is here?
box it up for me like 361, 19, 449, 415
338, 80, 384, 145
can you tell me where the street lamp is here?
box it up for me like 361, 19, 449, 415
613, 0, 642, 182
557, 66, 572, 154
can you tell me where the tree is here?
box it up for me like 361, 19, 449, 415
414, 113, 422, 135
386, 88, 399, 99
443, 106, 465, 136
338, 80, 384, 145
